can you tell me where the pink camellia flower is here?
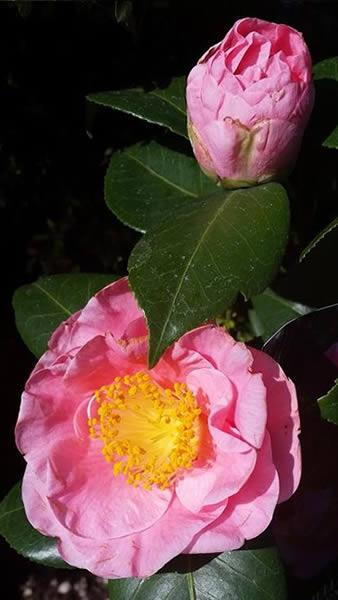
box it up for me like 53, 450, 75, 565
186, 17, 314, 188
16, 278, 301, 578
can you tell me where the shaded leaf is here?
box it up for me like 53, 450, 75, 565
87, 77, 187, 138
15, 1, 32, 18
250, 289, 311, 341
105, 142, 217, 232
263, 305, 338, 577
129, 183, 289, 367
318, 379, 338, 424
313, 57, 338, 149
115, 0, 133, 24
323, 125, 338, 149
0, 482, 69, 569
313, 57, 338, 81
13, 273, 117, 358
300, 217, 338, 261
108, 548, 286, 600
276, 221, 338, 308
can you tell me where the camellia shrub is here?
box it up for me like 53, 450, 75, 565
1, 14, 338, 600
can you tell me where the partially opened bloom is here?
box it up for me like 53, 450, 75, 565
16, 278, 301, 578
186, 17, 314, 188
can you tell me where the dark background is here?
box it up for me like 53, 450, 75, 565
1, 1, 337, 597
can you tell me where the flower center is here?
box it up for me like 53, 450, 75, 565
88, 371, 201, 490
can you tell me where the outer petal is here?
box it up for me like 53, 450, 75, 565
251, 347, 301, 502
40, 311, 82, 369
38, 278, 144, 370
16, 358, 74, 456
41, 438, 172, 540
184, 432, 279, 553
22, 470, 224, 578
69, 277, 142, 344
61, 496, 224, 578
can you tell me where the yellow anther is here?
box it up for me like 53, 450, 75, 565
89, 371, 202, 491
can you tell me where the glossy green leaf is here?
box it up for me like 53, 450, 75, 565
13, 273, 118, 358
129, 183, 289, 366
105, 142, 217, 232
300, 217, 338, 261
108, 548, 287, 600
0, 482, 70, 568
313, 56, 338, 81
318, 379, 338, 425
250, 289, 311, 341
87, 77, 187, 138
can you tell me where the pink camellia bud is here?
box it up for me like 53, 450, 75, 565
186, 18, 315, 188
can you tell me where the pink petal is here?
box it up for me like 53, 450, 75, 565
64, 334, 145, 394
175, 325, 227, 363
185, 367, 234, 411
234, 372, 267, 449
65, 277, 143, 350
251, 348, 301, 502
208, 404, 254, 453
16, 359, 74, 456
176, 445, 256, 513
200, 72, 224, 113
22, 467, 223, 578
61, 496, 224, 578
153, 335, 214, 387
41, 311, 82, 368
43, 438, 172, 539
184, 432, 279, 553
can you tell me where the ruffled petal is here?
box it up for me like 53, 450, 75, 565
178, 325, 252, 376
185, 367, 234, 411
251, 348, 301, 502
64, 334, 146, 394
176, 445, 256, 513
16, 358, 74, 456
234, 372, 267, 449
184, 432, 279, 553
59, 496, 224, 578
43, 438, 172, 539
64, 278, 142, 350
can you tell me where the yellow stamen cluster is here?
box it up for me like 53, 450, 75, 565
88, 371, 201, 490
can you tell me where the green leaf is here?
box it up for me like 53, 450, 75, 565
313, 57, 338, 149
129, 183, 290, 366
313, 57, 338, 81
13, 273, 118, 358
108, 548, 287, 600
0, 482, 70, 569
323, 125, 338, 149
87, 77, 187, 138
318, 380, 338, 425
300, 217, 338, 261
250, 289, 311, 341
105, 142, 217, 232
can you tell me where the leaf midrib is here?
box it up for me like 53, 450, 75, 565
149, 192, 233, 363
0, 506, 22, 522
150, 90, 186, 116
33, 283, 72, 317
126, 151, 197, 198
